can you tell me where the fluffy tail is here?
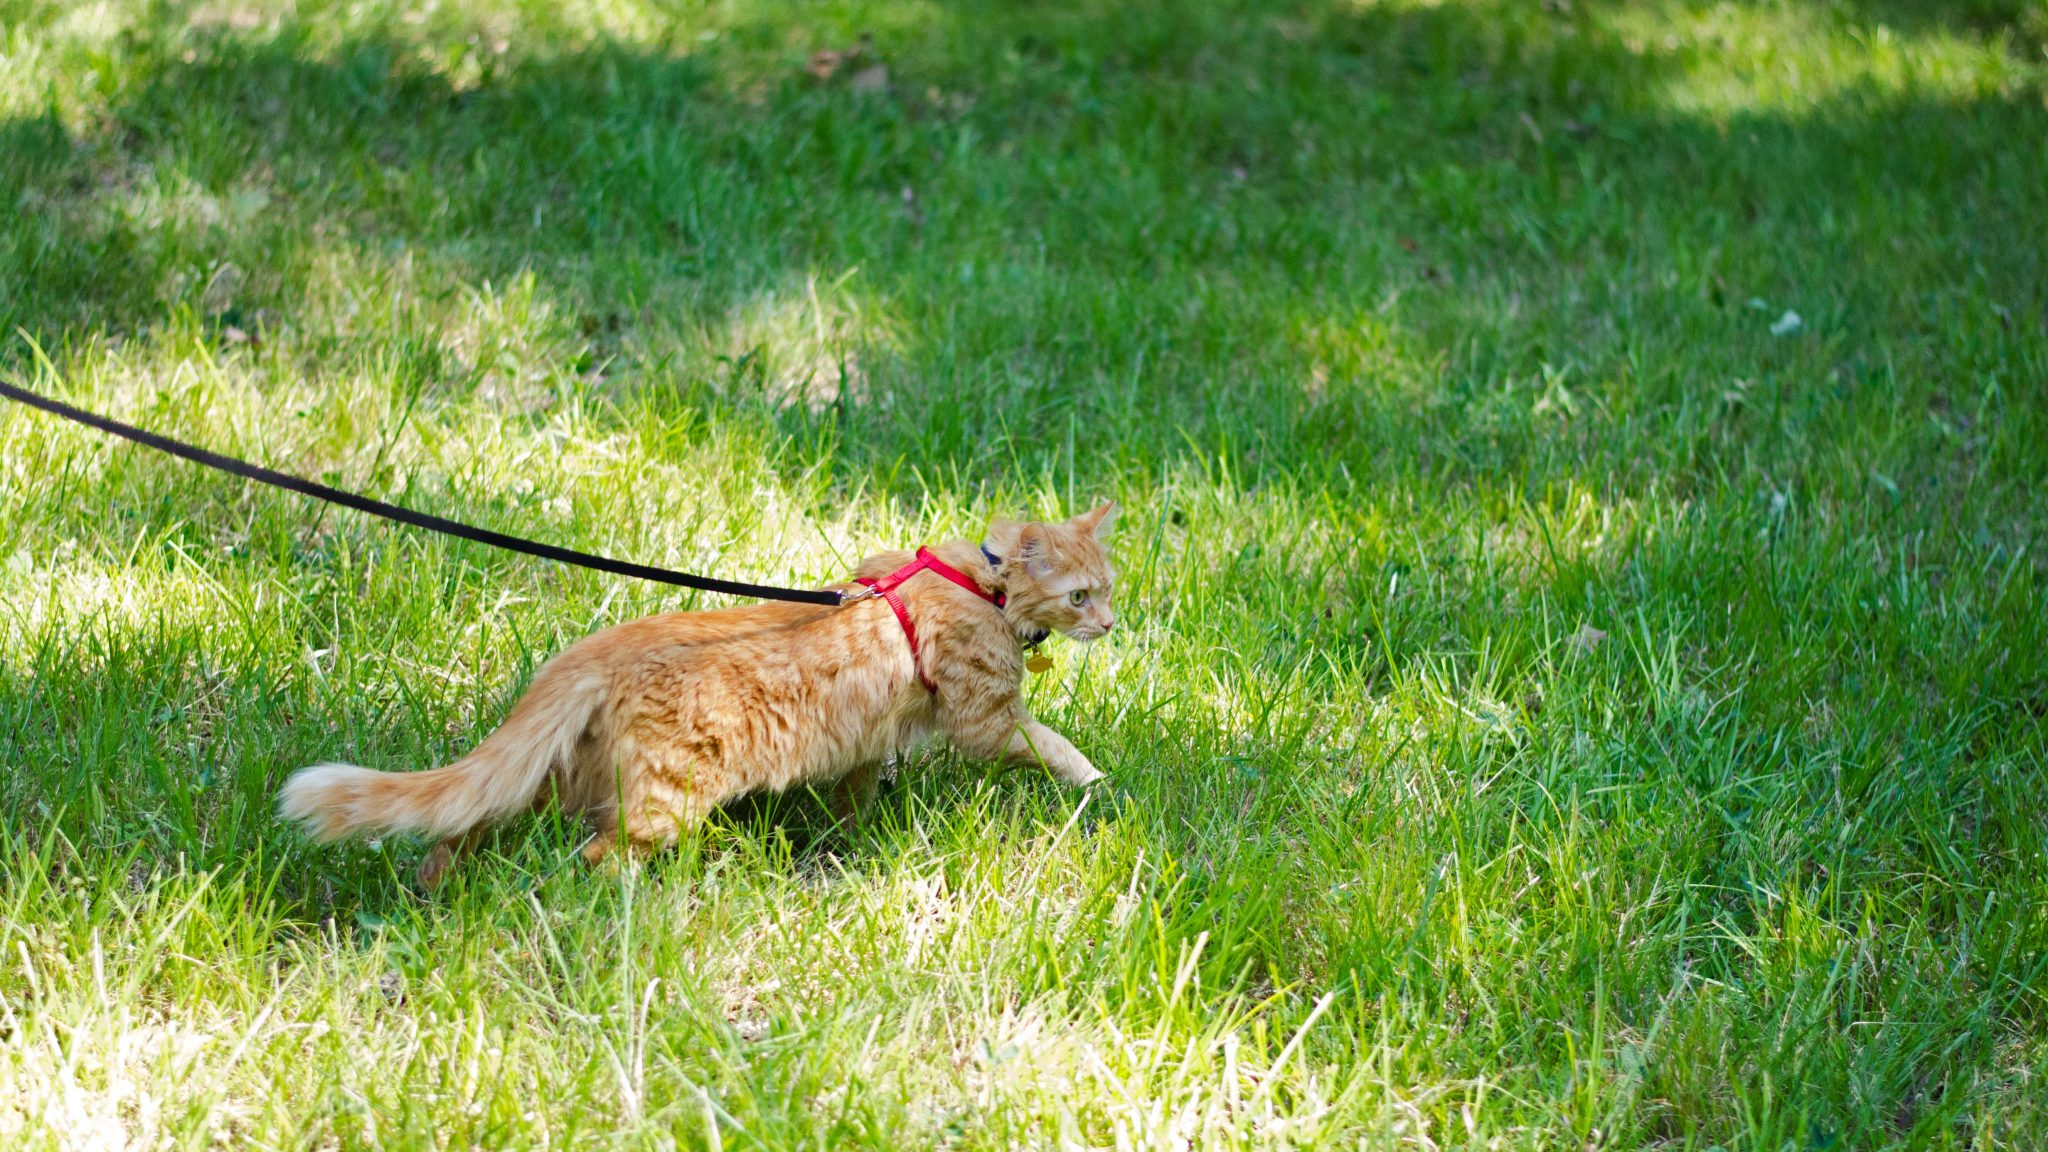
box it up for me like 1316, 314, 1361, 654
278, 665, 608, 844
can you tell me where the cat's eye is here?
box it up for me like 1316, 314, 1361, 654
1069, 589, 1090, 606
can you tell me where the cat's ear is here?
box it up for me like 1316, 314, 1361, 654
1074, 501, 1117, 539
985, 517, 1025, 558
1015, 522, 1053, 569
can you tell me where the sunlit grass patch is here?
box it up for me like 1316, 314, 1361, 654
1599, 0, 2044, 116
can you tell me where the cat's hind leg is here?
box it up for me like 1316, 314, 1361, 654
580, 811, 695, 867
581, 756, 715, 866
416, 826, 489, 889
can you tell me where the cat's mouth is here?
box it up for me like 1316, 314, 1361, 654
1065, 625, 1110, 643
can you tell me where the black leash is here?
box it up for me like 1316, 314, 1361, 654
0, 379, 846, 606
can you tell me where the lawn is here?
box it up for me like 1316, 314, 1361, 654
2, 0, 2046, 1146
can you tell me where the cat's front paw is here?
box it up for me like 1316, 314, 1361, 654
1064, 764, 1106, 787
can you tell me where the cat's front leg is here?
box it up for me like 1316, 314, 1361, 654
942, 694, 1103, 786
1003, 719, 1103, 786
827, 762, 882, 826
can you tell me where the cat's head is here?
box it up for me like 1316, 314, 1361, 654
986, 503, 1118, 642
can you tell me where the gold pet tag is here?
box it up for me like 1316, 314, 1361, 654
1025, 653, 1054, 674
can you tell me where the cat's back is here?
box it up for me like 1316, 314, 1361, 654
574, 597, 847, 669
545, 590, 910, 730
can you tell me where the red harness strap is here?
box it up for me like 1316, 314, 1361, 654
854, 547, 1004, 693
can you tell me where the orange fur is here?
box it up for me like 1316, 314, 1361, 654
277, 504, 1119, 885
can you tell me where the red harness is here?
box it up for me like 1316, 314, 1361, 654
854, 547, 1005, 693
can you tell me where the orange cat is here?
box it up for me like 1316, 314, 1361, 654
278, 504, 1118, 885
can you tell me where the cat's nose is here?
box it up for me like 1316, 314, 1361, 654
1101, 617, 1114, 632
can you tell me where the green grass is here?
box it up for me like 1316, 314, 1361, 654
2, 0, 2046, 1145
